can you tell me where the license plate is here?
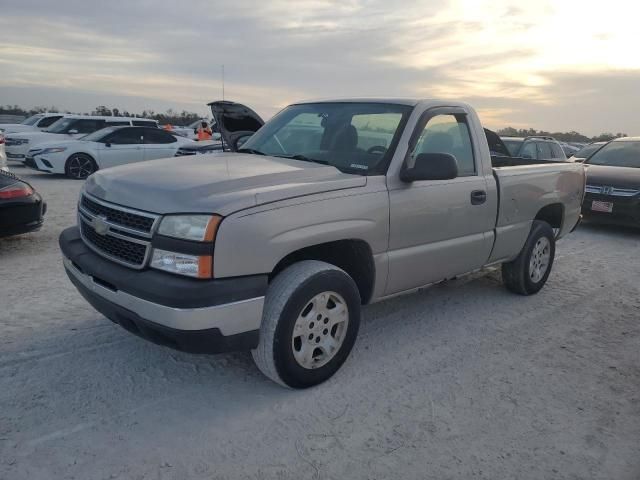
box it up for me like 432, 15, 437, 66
591, 200, 613, 213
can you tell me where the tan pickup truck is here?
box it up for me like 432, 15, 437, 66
60, 99, 585, 388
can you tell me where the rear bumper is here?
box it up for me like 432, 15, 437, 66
582, 193, 640, 227
0, 192, 46, 238
60, 226, 267, 354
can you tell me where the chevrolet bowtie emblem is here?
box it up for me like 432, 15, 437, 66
92, 215, 109, 236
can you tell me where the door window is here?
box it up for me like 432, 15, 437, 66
412, 114, 476, 176
107, 128, 143, 145
550, 143, 565, 159
143, 128, 176, 144
537, 142, 554, 160
38, 116, 63, 128
72, 119, 106, 134
520, 141, 537, 159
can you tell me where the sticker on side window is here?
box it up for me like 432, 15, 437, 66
349, 164, 368, 170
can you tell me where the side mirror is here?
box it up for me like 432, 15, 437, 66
68, 129, 79, 135
400, 153, 458, 182
104, 142, 111, 148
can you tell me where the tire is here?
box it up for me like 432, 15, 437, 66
502, 220, 556, 295
251, 260, 361, 389
65, 153, 98, 180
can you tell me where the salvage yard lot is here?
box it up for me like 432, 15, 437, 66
1, 166, 639, 480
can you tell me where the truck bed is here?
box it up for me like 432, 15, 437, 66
487, 160, 585, 264
491, 155, 568, 168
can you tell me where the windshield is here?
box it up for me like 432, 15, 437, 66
241, 102, 412, 175
22, 114, 43, 126
502, 139, 523, 156
81, 127, 116, 142
574, 143, 604, 159
585, 141, 640, 168
46, 118, 77, 133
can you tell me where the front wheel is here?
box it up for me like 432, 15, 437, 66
252, 260, 361, 388
502, 220, 556, 295
65, 153, 97, 180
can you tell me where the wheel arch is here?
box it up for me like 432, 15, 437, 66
269, 239, 376, 305
534, 203, 564, 229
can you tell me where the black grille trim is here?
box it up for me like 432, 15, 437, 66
80, 220, 148, 267
81, 195, 156, 233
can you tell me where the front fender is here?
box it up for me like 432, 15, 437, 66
213, 189, 389, 279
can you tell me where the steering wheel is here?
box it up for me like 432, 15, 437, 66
367, 145, 387, 155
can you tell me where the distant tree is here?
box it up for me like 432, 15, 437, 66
112, 108, 120, 117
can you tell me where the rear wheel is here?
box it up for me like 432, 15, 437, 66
252, 260, 361, 388
502, 220, 555, 295
65, 153, 97, 180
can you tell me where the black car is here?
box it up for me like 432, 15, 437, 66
582, 138, 640, 227
0, 170, 46, 237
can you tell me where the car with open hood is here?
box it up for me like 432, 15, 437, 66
59, 98, 584, 388
174, 101, 263, 157
582, 137, 640, 227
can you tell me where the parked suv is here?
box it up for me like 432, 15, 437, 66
0, 113, 65, 134
5, 116, 158, 162
501, 136, 568, 162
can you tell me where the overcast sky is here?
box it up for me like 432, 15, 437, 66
1, 0, 639, 135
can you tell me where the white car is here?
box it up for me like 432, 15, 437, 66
0, 133, 7, 171
0, 113, 65, 134
25, 125, 195, 179
5, 115, 158, 163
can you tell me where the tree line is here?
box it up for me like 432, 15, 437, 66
0, 105, 206, 126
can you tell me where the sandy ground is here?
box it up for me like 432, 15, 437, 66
1, 165, 639, 480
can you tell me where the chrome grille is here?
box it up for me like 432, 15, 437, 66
80, 194, 155, 234
5, 137, 28, 147
78, 194, 159, 269
585, 184, 640, 197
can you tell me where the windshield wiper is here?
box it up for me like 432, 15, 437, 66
237, 147, 266, 156
276, 154, 329, 165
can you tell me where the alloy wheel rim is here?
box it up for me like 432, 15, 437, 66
291, 291, 349, 369
529, 237, 551, 283
68, 156, 94, 179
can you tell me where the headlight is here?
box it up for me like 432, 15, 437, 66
152, 215, 221, 278
157, 214, 220, 241
40, 147, 67, 155
150, 249, 211, 278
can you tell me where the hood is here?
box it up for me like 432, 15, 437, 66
85, 152, 366, 216
584, 164, 640, 189
7, 131, 69, 142
208, 101, 264, 152
0, 124, 36, 134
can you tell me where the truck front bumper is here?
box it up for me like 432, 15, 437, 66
60, 226, 267, 354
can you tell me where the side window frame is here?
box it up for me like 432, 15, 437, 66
406, 107, 478, 178
105, 127, 143, 145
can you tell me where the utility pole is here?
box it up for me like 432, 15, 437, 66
221, 65, 225, 101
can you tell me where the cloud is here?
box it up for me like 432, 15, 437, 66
0, 0, 639, 135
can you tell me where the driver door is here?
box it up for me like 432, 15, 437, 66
97, 127, 144, 168
386, 108, 495, 295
